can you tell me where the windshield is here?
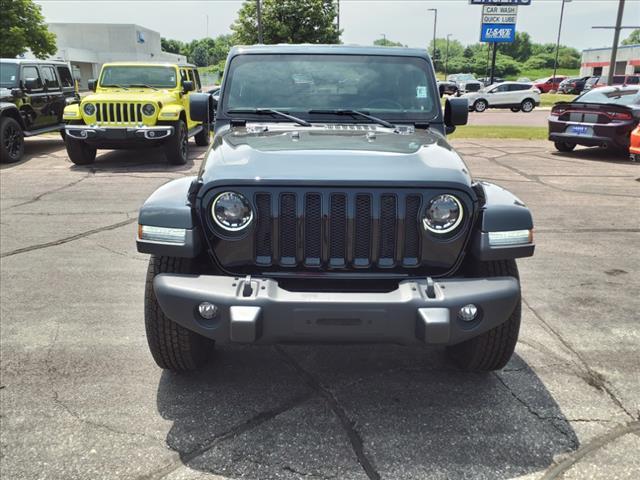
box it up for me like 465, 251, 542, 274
0, 62, 19, 88
457, 74, 476, 81
223, 54, 438, 122
576, 88, 640, 106
99, 66, 177, 88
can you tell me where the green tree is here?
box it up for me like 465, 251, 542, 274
231, 0, 340, 44
0, 0, 57, 59
374, 37, 405, 47
499, 32, 532, 62
161, 37, 185, 55
191, 43, 210, 67
622, 28, 640, 46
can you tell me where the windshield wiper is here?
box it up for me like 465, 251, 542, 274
308, 109, 395, 129
227, 108, 311, 127
101, 84, 129, 90
128, 83, 159, 90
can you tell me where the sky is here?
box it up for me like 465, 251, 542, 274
34, 0, 640, 50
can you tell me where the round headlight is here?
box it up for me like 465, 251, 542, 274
423, 194, 463, 234
212, 192, 253, 232
83, 103, 96, 116
142, 103, 156, 116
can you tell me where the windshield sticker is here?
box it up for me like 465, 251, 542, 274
416, 86, 427, 98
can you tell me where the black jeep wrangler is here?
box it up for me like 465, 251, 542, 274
137, 45, 535, 373
0, 59, 78, 163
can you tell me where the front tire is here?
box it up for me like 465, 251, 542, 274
145, 256, 214, 372
164, 120, 188, 165
446, 259, 521, 371
474, 99, 488, 113
554, 141, 576, 152
521, 99, 535, 113
0, 117, 25, 163
65, 136, 96, 165
194, 122, 210, 146
510, 107, 521, 113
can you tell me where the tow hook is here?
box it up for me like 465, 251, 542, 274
426, 277, 436, 299
242, 275, 254, 297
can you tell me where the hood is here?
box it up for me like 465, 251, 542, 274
0, 87, 14, 101
83, 89, 178, 104
199, 124, 473, 189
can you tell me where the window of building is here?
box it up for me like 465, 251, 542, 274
21, 66, 43, 89
593, 67, 603, 76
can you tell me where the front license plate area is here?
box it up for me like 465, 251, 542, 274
104, 129, 128, 139
566, 125, 593, 136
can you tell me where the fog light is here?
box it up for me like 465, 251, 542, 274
148, 130, 155, 138
198, 302, 218, 320
458, 304, 478, 322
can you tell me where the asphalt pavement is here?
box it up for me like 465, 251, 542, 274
467, 108, 549, 127
1, 136, 639, 480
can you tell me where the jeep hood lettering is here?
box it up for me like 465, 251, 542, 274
200, 126, 473, 188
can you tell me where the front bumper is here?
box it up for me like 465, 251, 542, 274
65, 125, 174, 142
153, 274, 520, 346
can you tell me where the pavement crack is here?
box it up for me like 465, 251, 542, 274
6, 173, 92, 210
0, 217, 137, 258
275, 346, 381, 480
139, 392, 315, 480
493, 372, 579, 449
523, 298, 635, 419
541, 421, 640, 480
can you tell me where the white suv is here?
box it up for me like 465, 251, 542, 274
462, 81, 541, 113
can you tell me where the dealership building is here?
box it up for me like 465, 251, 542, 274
23, 23, 186, 89
580, 44, 640, 78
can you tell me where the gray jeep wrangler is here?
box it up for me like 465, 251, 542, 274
137, 45, 535, 373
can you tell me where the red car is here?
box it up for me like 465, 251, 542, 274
534, 76, 567, 93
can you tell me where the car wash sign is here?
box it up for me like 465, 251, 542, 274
479, 4, 518, 42
470, 0, 530, 4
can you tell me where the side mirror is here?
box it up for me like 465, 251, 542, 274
444, 97, 468, 134
438, 84, 444, 98
24, 78, 39, 90
189, 92, 212, 123
183, 80, 194, 93
88, 79, 97, 91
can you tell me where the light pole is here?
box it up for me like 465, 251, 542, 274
381, 33, 386, 44
445, 34, 452, 78
552, 0, 571, 87
428, 8, 438, 69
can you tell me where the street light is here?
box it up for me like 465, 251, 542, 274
552, 0, 572, 88
445, 34, 452, 78
381, 33, 386, 43
428, 8, 438, 68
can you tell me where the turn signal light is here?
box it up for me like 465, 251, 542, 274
138, 224, 186, 245
488, 229, 533, 246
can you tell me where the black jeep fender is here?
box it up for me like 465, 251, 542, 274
471, 181, 535, 261
0, 102, 26, 129
136, 176, 203, 258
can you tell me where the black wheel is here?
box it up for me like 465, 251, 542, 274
446, 259, 521, 371
65, 136, 96, 165
521, 99, 535, 113
165, 120, 188, 165
474, 99, 488, 113
510, 107, 521, 113
145, 256, 214, 372
554, 141, 576, 152
0, 116, 24, 163
60, 129, 66, 141
194, 122, 210, 146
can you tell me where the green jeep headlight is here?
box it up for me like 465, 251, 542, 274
83, 103, 96, 116
142, 103, 156, 116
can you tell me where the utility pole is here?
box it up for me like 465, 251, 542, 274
489, 43, 498, 85
552, 0, 571, 86
206, 14, 209, 38
381, 33, 386, 43
445, 34, 452, 78
336, 0, 340, 40
428, 8, 438, 69
257, 0, 263, 44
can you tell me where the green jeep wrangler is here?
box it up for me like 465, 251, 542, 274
63, 62, 210, 165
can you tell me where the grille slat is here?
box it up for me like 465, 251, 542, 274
404, 195, 421, 266
379, 195, 397, 266
329, 194, 347, 267
304, 194, 322, 266
255, 194, 272, 265
353, 194, 372, 266
279, 194, 297, 266
92, 102, 145, 125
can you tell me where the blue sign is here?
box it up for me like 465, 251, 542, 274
481, 23, 516, 42
470, 0, 531, 5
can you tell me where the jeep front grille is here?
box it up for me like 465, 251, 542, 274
252, 190, 425, 269
94, 102, 144, 125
